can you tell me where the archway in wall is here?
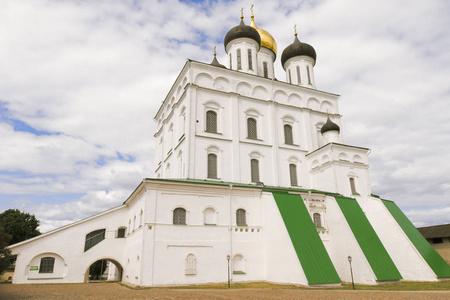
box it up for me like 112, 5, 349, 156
84, 258, 123, 283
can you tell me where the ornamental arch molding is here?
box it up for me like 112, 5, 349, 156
194, 73, 213, 88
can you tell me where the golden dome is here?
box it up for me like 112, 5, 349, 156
250, 15, 277, 56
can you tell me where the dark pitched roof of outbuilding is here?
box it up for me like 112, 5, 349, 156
417, 223, 450, 238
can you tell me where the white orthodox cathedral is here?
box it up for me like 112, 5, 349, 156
9, 12, 450, 286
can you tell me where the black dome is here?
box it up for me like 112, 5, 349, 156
210, 55, 226, 69
321, 117, 340, 134
281, 35, 316, 69
224, 19, 261, 51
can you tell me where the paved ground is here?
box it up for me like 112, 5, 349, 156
1, 282, 450, 300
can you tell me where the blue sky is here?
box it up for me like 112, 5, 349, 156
1, 0, 449, 232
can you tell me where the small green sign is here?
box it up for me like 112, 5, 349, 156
30, 266, 38, 271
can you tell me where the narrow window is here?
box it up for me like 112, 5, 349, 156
236, 209, 247, 226
288, 69, 292, 83
237, 49, 242, 69
289, 164, 298, 186
85, 229, 106, 251
284, 124, 293, 145
307, 66, 312, 84
263, 62, 268, 78
39, 257, 55, 273
229, 53, 232, 69
117, 228, 126, 238
205, 110, 217, 133
247, 118, 257, 139
250, 159, 260, 183
185, 254, 196, 275
173, 207, 186, 225
313, 213, 322, 227
207, 153, 218, 179
296, 65, 301, 84
248, 49, 252, 70
350, 177, 357, 194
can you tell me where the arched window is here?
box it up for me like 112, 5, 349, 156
250, 159, 260, 183
313, 213, 322, 227
185, 254, 196, 275
237, 49, 242, 69
204, 207, 216, 225
250, 159, 259, 182
206, 110, 217, 133
247, 118, 257, 139
117, 227, 126, 238
289, 69, 292, 84
84, 229, 106, 251
284, 124, 294, 145
232, 254, 246, 274
207, 153, 218, 179
248, 49, 253, 70
173, 207, 187, 225
289, 164, 298, 186
350, 177, 357, 194
296, 65, 301, 84
39, 257, 55, 273
236, 209, 247, 226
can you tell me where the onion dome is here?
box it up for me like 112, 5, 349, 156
249, 13, 277, 58
281, 31, 317, 70
321, 117, 340, 134
224, 15, 261, 51
210, 47, 226, 68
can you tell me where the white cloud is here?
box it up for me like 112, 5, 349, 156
0, 0, 449, 231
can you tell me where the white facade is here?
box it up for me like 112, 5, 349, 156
9, 16, 450, 286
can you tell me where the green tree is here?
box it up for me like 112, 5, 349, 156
0, 209, 41, 245
89, 260, 107, 280
0, 227, 13, 274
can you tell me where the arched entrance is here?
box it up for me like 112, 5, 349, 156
84, 258, 123, 283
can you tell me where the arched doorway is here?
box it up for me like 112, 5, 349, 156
84, 258, 123, 283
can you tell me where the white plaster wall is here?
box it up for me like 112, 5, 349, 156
284, 56, 316, 88
138, 183, 265, 286
256, 48, 275, 79
226, 38, 259, 75
365, 197, 438, 281
262, 193, 309, 285
324, 196, 378, 284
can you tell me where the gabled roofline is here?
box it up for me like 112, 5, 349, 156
154, 60, 191, 119
187, 59, 341, 97
8, 204, 126, 249
306, 142, 370, 157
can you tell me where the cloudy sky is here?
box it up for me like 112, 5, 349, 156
1, 0, 449, 232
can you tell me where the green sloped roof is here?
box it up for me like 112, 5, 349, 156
335, 196, 402, 281
272, 192, 340, 284
382, 200, 450, 278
